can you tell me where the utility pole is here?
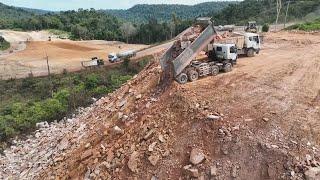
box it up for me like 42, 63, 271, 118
284, 0, 291, 28
46, 52, 50, 76
275, 0, 282, 31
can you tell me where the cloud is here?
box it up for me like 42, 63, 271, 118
0, 0, 234, 10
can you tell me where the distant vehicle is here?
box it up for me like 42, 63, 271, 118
81, 57, 104, 68
217, 25, 235, 32
245, 21, 258, 33
108, 50, 136, 63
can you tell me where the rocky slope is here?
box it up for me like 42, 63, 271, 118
1, 31, 320, 179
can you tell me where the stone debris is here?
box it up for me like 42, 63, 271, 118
187, 168, 199, 178
262, 117, 269, 122
148, 154, 160, 166
148, 142, 157, 152
144, 129, 154, 140
207, 114, 221, 120
158, 134, 165, 143
128, 151, 139, 173
304, 167, 320, 180
135, 94, 142, 100
0, 104, 94, 179
36, 121, 49, 128
190, 148, 205, 165
210, 165, 218, 177
113, 126, 124, 135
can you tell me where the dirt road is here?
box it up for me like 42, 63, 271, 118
1, 31, 320, 179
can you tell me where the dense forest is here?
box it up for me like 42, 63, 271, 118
0, 3, 193, 44
0, 0, 320, 45
210, 0, 320, 25
103, 2, 237, 23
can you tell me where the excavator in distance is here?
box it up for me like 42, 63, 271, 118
160, 17, 261, 84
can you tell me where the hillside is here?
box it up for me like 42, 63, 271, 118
210, 0, 320, 25
0, 2, 52, 29
104, 1, 238, 23
1, 31, 320, 179
0, 3, 34, 20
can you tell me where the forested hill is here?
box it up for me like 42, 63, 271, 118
0, 2, 35, 20
0, 2, 50, 19
210, 0, 320, 25
104, 1, 238, 23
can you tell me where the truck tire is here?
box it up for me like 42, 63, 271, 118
224, 63, 232, 72
247, 49, 255, 57
211, 65, 219, 76
187, 70, 199, 82
176, 73, 188, 84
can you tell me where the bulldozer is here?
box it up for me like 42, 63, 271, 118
245, 21, 258, 33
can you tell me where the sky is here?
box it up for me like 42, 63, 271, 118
0, 0, 236, 11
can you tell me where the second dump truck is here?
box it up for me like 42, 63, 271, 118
108, 50, 136, 63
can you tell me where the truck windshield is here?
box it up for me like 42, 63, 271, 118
230, 46, 237, 53
216, 47, 222, 51
249, 36, 259, 43
108, 55, 114, 58
253, 36, 259, 43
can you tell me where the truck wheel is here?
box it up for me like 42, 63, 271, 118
176, 73, 188, 84
187, 70, 199, 81
224, 63, 232, 72
211, 65, 219, 76
247, 49, 255, 57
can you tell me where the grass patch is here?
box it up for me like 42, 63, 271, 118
0, 56, 152, 147
286, 18, 320, 31
47, 29, 71, 39
0, 36, 10, 51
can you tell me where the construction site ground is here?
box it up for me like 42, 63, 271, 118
0, 30, 149, 79
1, 31, 320, 179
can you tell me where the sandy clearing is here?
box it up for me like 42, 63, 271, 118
0, 37, 148, 79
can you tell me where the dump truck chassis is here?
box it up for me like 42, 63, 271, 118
175, 60, 233, 84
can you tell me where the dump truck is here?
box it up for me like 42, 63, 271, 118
81, 57, 104, 68
212, 32, 261, 57
160, 17, 261, 84
245, 21, 258, 33
108, 50, 136, 63
217, 25, 235, 32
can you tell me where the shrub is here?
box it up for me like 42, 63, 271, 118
85, 74, 99, 89
262, 23, 269, 32
0, 36, 10, 51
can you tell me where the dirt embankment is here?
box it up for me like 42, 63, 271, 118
1, 31, 320, 179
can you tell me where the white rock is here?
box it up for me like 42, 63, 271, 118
113, 126, 124, 135
128, 151, 139, 173
148, 142, 157, 152
207, 115, 221, 120
190, 148, 205, 165
210, 165, 218, 176
36, 121, 49, 128
136, 94, 142, 100
148, 154, 160, 166
305, 167, 320, 180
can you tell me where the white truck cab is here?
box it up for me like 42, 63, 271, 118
243, 32, 261, 52
108, 53, 119, 63
212, 43, 238, 63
